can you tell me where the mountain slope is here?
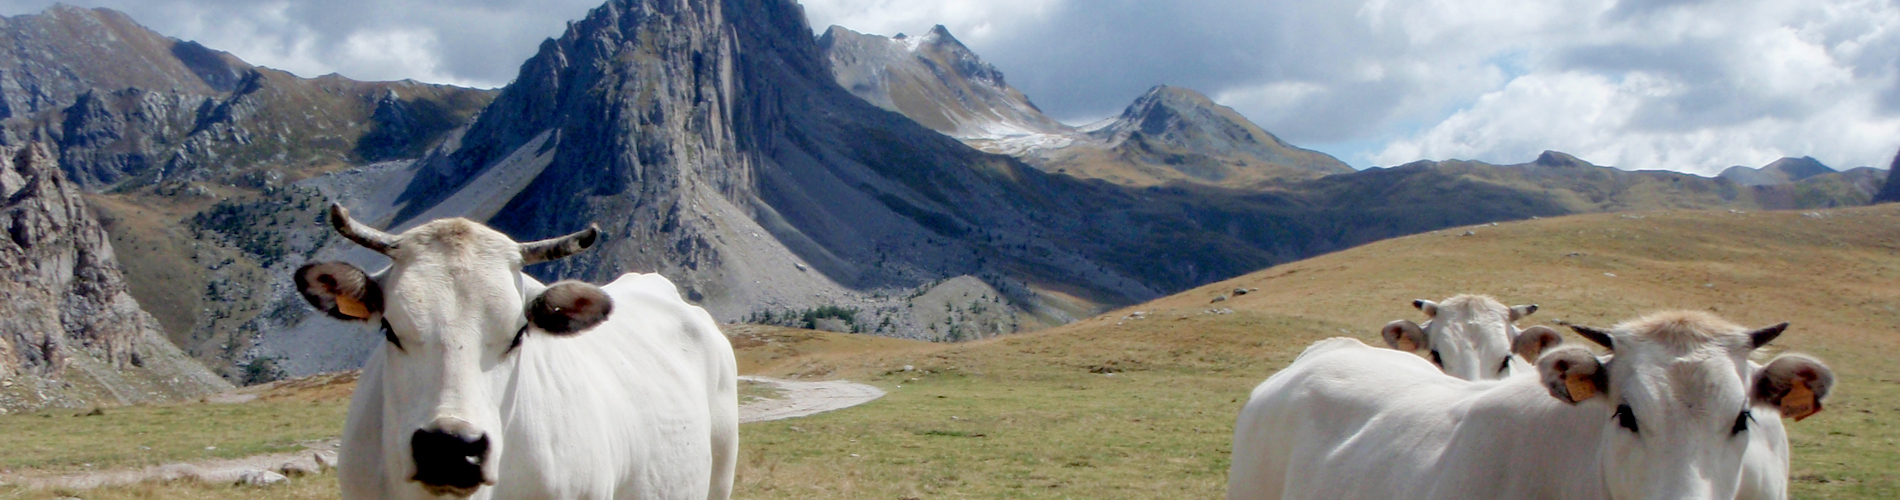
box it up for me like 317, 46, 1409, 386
819, 26, 1350, 187
1717, 156, 1836, 187
0, 145, 229, 412
0, 5, 497, 385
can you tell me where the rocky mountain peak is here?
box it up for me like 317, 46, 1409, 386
1084, 84, 1352, 178
818, 23, 1057, 138
0, 5, 251, 125
0, 143, 228, 412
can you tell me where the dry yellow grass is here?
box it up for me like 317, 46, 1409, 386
734, 205, 1900, 499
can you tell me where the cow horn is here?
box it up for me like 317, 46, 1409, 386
521, 224, 602, 265
329, 204, 397, 254
1565, 324, 1615, 350
1748, 322, 1789, 349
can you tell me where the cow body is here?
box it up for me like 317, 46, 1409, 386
342, 273, 737, 500
298, 206, 736, 499
1229, 312, 1832, 500
1229, 338, 1610, 500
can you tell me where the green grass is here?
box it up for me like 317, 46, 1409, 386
0, 399, 346, 472
739, 380, 786, 404
734, 312, 1342, 499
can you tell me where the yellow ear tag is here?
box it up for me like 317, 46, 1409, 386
1565, 375, 1598, 402
1395, 339, 1419, 352
1783, 381, 1819, 421
335, 294, 371, 319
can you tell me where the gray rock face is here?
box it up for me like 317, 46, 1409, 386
0, 145, 229, 412
819, 25, 1068, 141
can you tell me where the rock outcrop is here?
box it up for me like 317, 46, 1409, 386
1875, 150, 1900, 205
0, 145, 229, 412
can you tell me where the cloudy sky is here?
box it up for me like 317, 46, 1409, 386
5, 0, 1896, 174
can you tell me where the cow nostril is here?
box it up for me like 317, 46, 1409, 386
411, 428, 491, 493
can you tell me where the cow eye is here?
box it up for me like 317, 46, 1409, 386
1731, 410, 1752, 436
381, 319, 404, 351
1429, 350, 1443, 366
1613, 404, 1639, 433
1497, 357, 1511, 375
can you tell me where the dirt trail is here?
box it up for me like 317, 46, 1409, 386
738, 376, 886, 423
2, 377, 883, 490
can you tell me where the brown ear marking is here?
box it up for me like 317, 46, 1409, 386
1513, 326, 1563, 361
527, 281, 614, 335
1539, 347, 1606, 404
1382, 320, 1426, 353
1755, 354, 1834, 422
294, 262, 382, 321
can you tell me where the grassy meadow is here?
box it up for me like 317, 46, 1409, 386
3, 205, 1897, 498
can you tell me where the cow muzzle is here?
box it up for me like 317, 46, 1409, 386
411, 419, 494, 497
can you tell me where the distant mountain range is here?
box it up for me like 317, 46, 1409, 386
0, 1, 1889, 394
820, 25, 1350, 187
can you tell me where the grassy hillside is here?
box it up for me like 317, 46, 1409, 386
3, 205, 1896, 498
732, 204, 1900, 499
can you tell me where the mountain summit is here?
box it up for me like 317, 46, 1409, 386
1718, 156, 1836, 187
819, 25, 1067, 142
1074, 85, 1353, 183
818, 26, 1348, 187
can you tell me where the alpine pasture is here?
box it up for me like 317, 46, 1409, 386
2, 205, 1895, 499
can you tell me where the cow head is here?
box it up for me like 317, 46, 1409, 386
296, 204, 610, 497
1541, 312, 1834, 500
1381, 295, 1559, 380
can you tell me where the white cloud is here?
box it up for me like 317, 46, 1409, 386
0, 0, 1893, 173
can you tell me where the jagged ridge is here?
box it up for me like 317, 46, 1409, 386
0, 145, 230, 412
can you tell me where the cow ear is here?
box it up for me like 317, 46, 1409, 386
1538, 347, 1606, 404
1753, 354, 1833, 422
1381, 320, 1427, 353
1513, 325, 1563, 360
527, 281, 613, 335
1509, 304, 1538, 321
1413, 299, 1438, 317
295, 262, 383, 321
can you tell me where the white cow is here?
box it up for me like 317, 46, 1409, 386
1387, 296, 1797, 500
1379, 295, 1561, 380
1229, 311, 1832, 500
295, 205, 738, 500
